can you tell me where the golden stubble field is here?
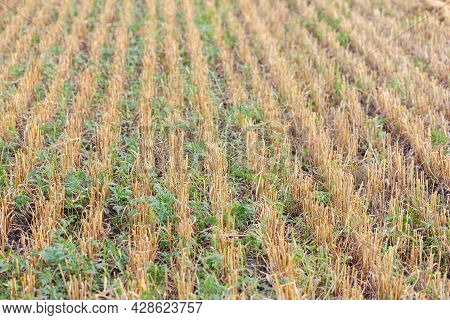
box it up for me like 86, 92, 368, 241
0, 0, 448, 299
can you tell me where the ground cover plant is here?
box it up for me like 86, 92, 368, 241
0, 0, 448, 299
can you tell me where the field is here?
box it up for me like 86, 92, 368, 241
0, 0, 448, 299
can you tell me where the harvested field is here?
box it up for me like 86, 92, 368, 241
0, 0, 448, 299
